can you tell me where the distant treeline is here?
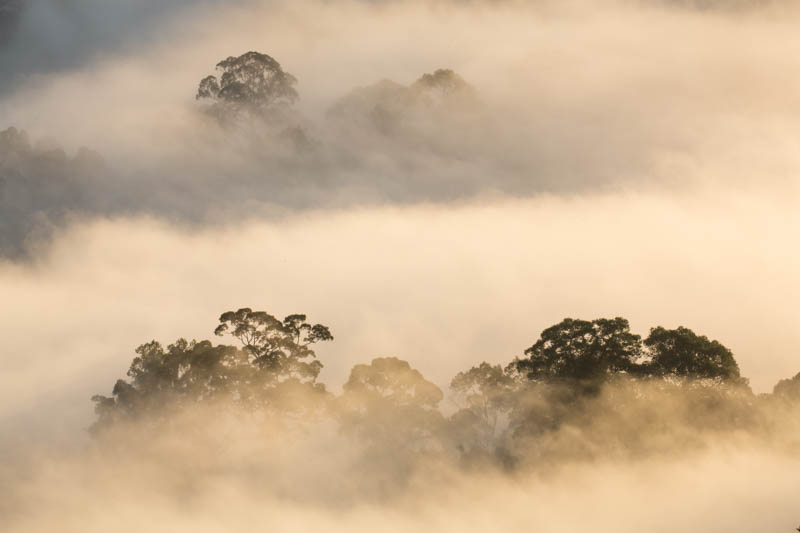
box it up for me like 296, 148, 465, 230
92, 308, 800, 469
0, 53, 491, 258
0, 51, 624, 258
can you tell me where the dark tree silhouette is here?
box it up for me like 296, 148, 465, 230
92, 308, 333, 431
196, 51, 298, 117
643, 326, 743, 383
214, 307, 332, 382
88, 310, 775, 467
509, 317, 643, 383
91, 339, 247, 429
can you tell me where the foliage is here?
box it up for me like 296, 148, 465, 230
0, 127, 108, 257
327, 68, 479, 138
196, 51, 299, 118
773, 372, 800, 402
643, 326, 743, 383
214, 307, 332, 382
508, 318, 745, 386
91, 340, 244, 426
410, 68, 476, 104
91, 310, 799, 468
508, 374, 760, 463
91, 308, 332, 431
510, 317, 643, 383
449, 362, 519, 453
336, 357, 444, 447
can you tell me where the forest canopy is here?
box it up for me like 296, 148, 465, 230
0, 54, 492, 258
92, 309, 798, 471
3, 3, 800, 531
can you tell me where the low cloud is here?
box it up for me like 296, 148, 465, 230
1, 190, 797, 449
1, 1, 799, 530
2, 0, 800, 255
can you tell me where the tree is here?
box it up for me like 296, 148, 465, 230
772, 372, 800, 402
214, 308, 332, 383
336, 357, 444, 448
196, 51, 299, 117
0, 127, 109, 259
643, 326, 742, 382
410, 68, 476, 104
509, 317, 643, 383
92, 308, 333, 431
449, 362, 518, 451
327, 68, 478, 137
91, 339, 249, 430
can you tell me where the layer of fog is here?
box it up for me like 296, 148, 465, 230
2, 0, 800, 255
1, 189, 797, 450
2, 394, 800, 532
2, 2, 799, 529
4, 452, 799, 532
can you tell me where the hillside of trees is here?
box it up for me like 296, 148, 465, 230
0, 52, 494, 258
0, 50, 621, 259
92, 308, 800, 477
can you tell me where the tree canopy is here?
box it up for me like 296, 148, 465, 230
773, 372, 800, 401
451, 363, 517, 429
507, 318, 746, 386
337, 357, 444, 447
448, 362, 519, 456
91, 308, 333, 430
510, 317, 643, 383
410, 68, 476, 104
214, 307, 332, 383
327, 67, 479, 138
197, 51, 299, 117
0, 127, 110, 258
91, 309, 797, 468
643, 326, 743, 382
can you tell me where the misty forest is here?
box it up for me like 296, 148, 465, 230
91, 308, 800, 466
1, 1, 800, 532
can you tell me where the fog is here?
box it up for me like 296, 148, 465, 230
2, 0, 800, 256
3, 377, 800, 532
1, 191, 798, 441
1, 0, 799, 531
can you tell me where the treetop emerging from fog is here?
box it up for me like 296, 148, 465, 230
0, 49, 493, 258
510, 317, 743, 385
214, 307, 333, 382
197, 51, 299, 118
91, 308, 795, 469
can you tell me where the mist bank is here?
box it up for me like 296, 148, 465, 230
1, 190, 797, 450
2, 1, 798, 530
2, 380, 800, 532
3, 298, 800, 529
3, 0, 800, 256
3, 444, 798, 533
